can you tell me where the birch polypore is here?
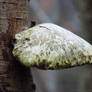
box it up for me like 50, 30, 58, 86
12, 23, 92, 69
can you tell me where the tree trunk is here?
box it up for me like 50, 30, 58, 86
0, 0, 35, 92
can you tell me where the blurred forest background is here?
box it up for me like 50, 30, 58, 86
29, 0, 92, 92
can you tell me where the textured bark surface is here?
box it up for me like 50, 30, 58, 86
0, 0, 35, 92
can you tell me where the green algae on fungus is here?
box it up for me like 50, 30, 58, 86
12, 23, 92, 69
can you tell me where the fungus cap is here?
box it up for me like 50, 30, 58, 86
13, 23, 92, 69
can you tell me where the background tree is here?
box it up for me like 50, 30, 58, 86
79, 0, 92, 92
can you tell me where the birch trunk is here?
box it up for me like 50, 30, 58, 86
0, 0, 35, 92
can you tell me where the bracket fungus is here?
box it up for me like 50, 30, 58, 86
12, 23, 92, 69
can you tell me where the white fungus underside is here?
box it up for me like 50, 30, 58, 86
13, 23, 92, 69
